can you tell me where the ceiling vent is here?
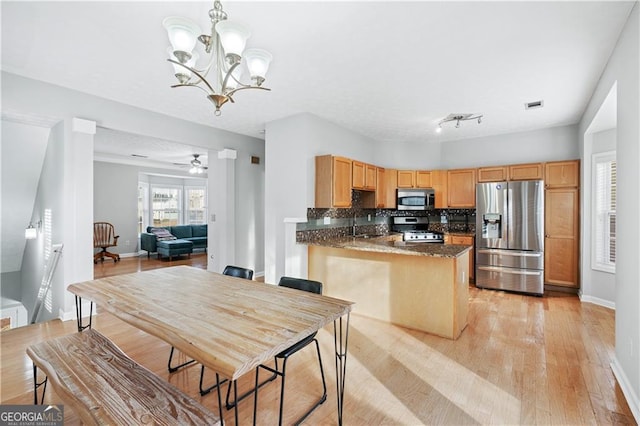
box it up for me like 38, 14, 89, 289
131, 153, 148, 158
525, 100, 544, 110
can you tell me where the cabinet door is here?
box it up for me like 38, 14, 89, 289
333, 157, 353, 207
545, 160, 579, 188
352, 161, 365, 189
375, 167, 386, 208
384, 168, 398, 208
416, 171, 433, 188
544, 188, 579, 287
431, 170, 448, 208
397, 170, 416, 188
447, 168, 477, 208
448, 236, 475, 281
477, 166, 508, 183
365, 163, 377, 190
509, 163, 543, 181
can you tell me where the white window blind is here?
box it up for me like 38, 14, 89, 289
592, 151, 616, 273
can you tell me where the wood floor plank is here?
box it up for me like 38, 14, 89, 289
0, 256, 636, 425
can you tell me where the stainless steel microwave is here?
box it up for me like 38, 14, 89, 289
397, 188, 435, 210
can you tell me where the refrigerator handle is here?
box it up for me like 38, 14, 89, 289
477, 266, 543, 276
506, 187, 513, 247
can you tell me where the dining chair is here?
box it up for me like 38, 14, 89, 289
251, 276, 327, 426
167, 264, 254, 397
93, 222, 120, 263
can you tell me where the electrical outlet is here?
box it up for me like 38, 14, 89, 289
462, 271, 466, 283
629, 337, 634, 357
368, 214, 371, 221
125, 240, 130, 246
323, 217, 331, 225
210, 214, 216, 222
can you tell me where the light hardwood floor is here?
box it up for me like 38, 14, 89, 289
0, 254, 635, 425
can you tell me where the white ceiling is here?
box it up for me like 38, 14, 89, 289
1, 1, 633, 159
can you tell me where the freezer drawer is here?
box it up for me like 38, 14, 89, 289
476, 265, 544, 295
476, 248, 544, 270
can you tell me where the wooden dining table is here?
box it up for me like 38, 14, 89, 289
67, 265, 353, 425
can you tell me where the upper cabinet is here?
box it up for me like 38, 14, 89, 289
545, 160, 579, 188
509, 163, 543, 181
477, 166, 508, 183
397, 170, 433, 188
352, 161, 376, 190
315, 155, 352, 208
447, 168, 477, 208
397, 170, 415, 188
431, 170, 448, 209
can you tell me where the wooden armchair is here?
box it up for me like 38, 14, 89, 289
93, 222, 120, 263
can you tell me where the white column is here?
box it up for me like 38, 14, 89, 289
61, 118, 95, 320
208, 148, 236, 273
284, 218, 308, 279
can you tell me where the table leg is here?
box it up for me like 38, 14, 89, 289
74, 295, 93, 332
333, 313, 350, 426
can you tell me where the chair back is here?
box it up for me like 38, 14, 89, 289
94, 222, 117, 248
278, 276, 323, 295
223, 265, 254, 280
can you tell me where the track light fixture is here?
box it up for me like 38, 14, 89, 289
437, 113, 484, 133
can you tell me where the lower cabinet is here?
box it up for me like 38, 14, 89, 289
446, 235, 475, 282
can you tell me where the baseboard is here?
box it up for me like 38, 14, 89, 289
579, 294, 616, 310
119, 251, 142, 258
58, 299, 96, 322
611, 357, 640, 423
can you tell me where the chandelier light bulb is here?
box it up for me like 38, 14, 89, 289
435, 126, 442, 134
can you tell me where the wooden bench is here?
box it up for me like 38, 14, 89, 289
27, 329, 220, 425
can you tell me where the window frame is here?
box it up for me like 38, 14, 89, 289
591, 151, 616, 274
150, 184, 183, 228
184, 185, 208, 225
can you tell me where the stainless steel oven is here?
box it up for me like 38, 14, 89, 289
397, 188, 435, 211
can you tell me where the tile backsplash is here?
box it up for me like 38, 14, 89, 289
298, 191, 476, 242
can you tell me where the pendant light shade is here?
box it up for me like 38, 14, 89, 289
244, 48, 272, 84
163, 17, 202, 59
215, 20, 250, 60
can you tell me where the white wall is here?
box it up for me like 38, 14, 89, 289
578, 3, 639, 420
94, 161, 139, 254
441, 125, 580, 169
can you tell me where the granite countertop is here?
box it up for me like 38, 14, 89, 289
302, 235, 471, 259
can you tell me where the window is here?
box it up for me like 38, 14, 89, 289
592, 151, 616, 273
151, 185, 182, 227
185, 186, 207, 224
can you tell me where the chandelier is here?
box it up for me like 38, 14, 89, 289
163, 1, 272, 116
436, 113, 483, 133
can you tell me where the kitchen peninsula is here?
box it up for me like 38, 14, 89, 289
306, 236, 471, 340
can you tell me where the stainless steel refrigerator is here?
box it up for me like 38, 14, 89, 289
475, 180, 544, 295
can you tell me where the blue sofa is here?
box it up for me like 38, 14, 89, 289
141, 224, 207, 259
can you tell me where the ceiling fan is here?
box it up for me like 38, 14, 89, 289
173, 154, 208, 174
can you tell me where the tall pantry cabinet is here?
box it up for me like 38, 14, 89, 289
544, 160, 580, 289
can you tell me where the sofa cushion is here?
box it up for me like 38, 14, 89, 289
170, 226, 193, 239
191, 225, 207, 238
149, 227, 176, 241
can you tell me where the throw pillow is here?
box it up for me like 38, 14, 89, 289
150, 227, 177, 241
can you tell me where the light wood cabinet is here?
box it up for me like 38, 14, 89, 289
447, 235, 475, 282
447, 168, 477, 208
315, 155, 352, 208
375, 167, 386, 208
508, 163, 543, 181
416, 171, 432, 188
383, 168, 398, 208
545, 160, 579, 188
397, 170, 416, 188
544, 188, 579, 288
477, 166, 508, 183
431, 170, 448, 208
352, 161, 377, 191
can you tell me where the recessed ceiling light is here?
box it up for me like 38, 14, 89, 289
525, 100, 544, 110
